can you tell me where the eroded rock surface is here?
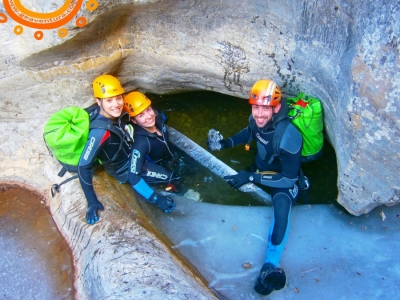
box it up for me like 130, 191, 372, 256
1, 0, 399, 214
46, 170, 215, 299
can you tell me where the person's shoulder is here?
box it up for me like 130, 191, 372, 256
89, 115, 118, 138
280, 122, 302, 152
287, 121, 300, 132
90, 113, 113, 128
89, 126, 109, 135
132, 123, 147, 136
285, 122, 302, 139
132, 129, 149, 146
86, 128, 113, 145
133, 132, 147, 141
279, 122, 303, 153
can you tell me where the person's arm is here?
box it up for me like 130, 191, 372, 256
225, 124, 302, 189
78, 128, 111, 224
225, 126, 252, 147
128, 135, 176, 213
128, 136, 149, 188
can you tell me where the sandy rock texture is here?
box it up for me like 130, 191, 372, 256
0, 0, 398, 298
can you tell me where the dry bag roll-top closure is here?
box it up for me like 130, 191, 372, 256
43, 106, 91, 174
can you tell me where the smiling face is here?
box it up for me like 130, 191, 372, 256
96, 95, 124, 119
132, 106, 156, 129
251, 103, 281, 128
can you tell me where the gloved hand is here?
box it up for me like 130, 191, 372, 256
207, 139, 227, 151
150, 193, 176, 213
86, 200, 104, 224
223, 171, 253, 189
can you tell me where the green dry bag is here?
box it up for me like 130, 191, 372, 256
43, 107, 90, 167
287, 92, 324, 162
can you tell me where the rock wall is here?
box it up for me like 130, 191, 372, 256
0, 0, 399, 297
3, 0, 397, 214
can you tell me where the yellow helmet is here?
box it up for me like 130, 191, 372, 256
124, 92, 152, 117
249, 79, 281, 106
92, 75, 124, 98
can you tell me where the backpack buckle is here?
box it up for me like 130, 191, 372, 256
51, 184, 60, 198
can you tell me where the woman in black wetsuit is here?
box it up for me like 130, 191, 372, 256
123, 92, 182, 194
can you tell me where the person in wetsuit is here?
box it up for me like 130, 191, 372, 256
123, 92, 182, 197
209, 79, 302, 296
78, 75, 175, 225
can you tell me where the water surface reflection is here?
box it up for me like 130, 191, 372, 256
0, 183, 75, 300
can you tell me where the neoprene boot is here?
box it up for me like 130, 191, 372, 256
254, 263, 286, 295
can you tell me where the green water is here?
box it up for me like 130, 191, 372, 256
149, 91, 338, 206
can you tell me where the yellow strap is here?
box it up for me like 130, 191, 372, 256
257, 171, 277, 175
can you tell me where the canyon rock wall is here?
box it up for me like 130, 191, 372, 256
2, 0, 398, 215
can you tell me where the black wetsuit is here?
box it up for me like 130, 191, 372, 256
78, 110, 132, 207
225, 100, 303, 267
128, 110, 175, 183
78, 108, 178, 207
128, 110, 179, 200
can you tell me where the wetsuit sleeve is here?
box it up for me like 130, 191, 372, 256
253, 124, 302, 188
225, 126, 252, 147
128, 136, 155, 200
78, 128, 111, 205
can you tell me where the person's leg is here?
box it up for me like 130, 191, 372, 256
141, 161, 178, 184
254, 183, 299, 295
141, 160, 188, 194
265, 191, 293, 266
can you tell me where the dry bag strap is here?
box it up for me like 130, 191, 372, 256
51, 164, 100, 197
268, 118, 291, 164
58, 167, 67, 177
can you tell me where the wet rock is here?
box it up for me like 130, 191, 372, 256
184, 189, 202, 201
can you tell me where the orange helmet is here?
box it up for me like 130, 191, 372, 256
93, 75, 124, 98
123, 92, 151, 117
249, 79, 281, 106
